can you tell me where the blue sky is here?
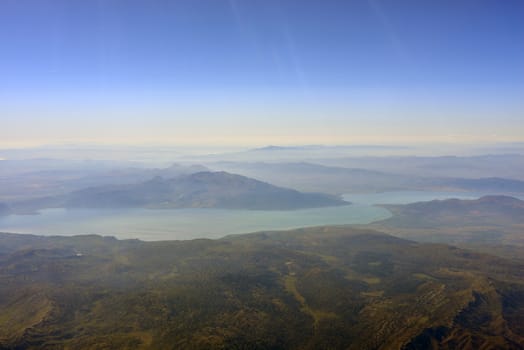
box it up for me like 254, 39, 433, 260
1, 0, 523, 146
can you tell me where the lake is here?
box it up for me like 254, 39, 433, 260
0, 191, 507, 240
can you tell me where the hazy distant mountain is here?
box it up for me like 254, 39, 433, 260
0, 161, 209, 202
208, 161, 524, 195
248, 145, 305, 152
178, 144, 413, 163
316, 154, 524, 180
248, 144, 407, 152
441, 177, 524, 193
1, 228, 523, 349
67, 163, 210, 189
13, 171, 348, 212
0, 203, 10, 216
380, 195, 524, 228
368, 195, 524, 248
208, 161, 416, 194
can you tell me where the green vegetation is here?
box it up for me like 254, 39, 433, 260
370, 196, 524, 260
1, 226, 524, 349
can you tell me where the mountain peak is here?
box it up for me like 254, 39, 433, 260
16, 171, 349, 212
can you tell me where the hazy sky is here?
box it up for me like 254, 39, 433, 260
1, 0, 523, 147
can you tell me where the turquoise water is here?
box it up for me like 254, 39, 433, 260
0, 191, 508, 241
0, 205, 391, 241
341, 190, 490, 206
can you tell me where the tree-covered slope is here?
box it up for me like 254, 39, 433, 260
1, 227, 523, 349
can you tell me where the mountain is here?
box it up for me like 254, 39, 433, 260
440, 177, 524, 193
71, 163, 210, 188
0, 228, 523, 349
208, 161, 524, 195
379, 195, 524, 228
0, 160, 209, 202
316, 154, 524, 181
177, 144, 412, 163
249, 145, 306, 152
0, 203, 10, 216
369, 195, 524, 248
208, 161, 416, 194
11, 171, 348, 212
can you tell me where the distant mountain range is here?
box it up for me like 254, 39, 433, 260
208, 161, 524, 194
248, 144, 409, 152
440, 177, 524, 192
315, 154, 524, 180
9, 171, 348, 213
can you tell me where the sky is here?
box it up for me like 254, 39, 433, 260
1, 0, 523, 147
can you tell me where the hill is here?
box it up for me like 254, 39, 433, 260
315, 154, 524, 180
208, 161, 416, 194
379, 195, 524, 228
442, 177, 524, 193
11, 171, 348, 213
370, 195, 524, 248
0, 228, 523, 349
208, 161, 524, 195
0, 160, 208, 202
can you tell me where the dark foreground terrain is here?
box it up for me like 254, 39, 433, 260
1, 227, 524, 349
